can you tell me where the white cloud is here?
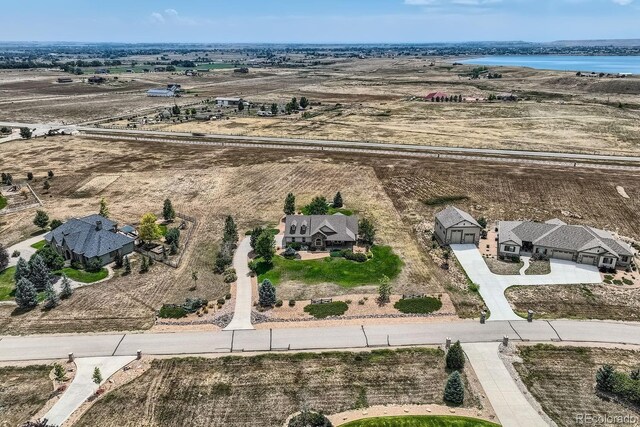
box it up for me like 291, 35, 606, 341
148, 9, 200, 26
149, 12, 165, 24
611, 0, 633, 5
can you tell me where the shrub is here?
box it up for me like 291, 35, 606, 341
358, 299, 365, 305
288, 299, 296, 307
36, 245, 64, 271
288, 242, 302, 251
444, 371, 465, 405
330, 250, 343, 258
165, 228, 180, 246
217, 298, 225, 305
446, 341, 465, 370
596, 364, 616, 392
303, 301, 348, 318
275, 299, 283, 307
71, 260, 82, 270
85, 258, 102, 273
12, 250, 20, 257
223, 268, 237, 283
342, 250, 367, 263
283, 247, 298, 259
394, 297, 443, 314
288, 411, 333, 427
225, 293, 232, 300
158, 304, 187, 318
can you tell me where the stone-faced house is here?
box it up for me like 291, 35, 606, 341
44, 214, 135, 266
283, 214, 358, 251
498, 218, 635, 268
434, 206, 482, 245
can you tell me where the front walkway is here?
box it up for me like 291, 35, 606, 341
451, 244, 602, 320
43, 356, 135, 426
464, 343, 549, 427
224, 237, 254, 330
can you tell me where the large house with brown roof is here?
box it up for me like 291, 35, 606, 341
498, 219, 634, 268
283, 214, 358, 251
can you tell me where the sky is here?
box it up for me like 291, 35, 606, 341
2, 0, 640, 43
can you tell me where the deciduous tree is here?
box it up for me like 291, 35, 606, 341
255, 230, 276, 263
358, 218, 376, 247
308, 196, 328, 215
250, 226, 264, 250
138, 213, 161, 242
0, 243, 8, 272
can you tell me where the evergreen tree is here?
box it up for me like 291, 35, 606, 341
50, 219, 63, 230
20, 127, 32, 139
43, 180, 51, 191
98, 198, 109, 218
59, 274, 73, 299
43, 281, 60, 309
446, 341, 465, 370
271, 103, 279, 115
14, 257, 30, 283
114, 252, 123, 268
165, 228, 180, 246
308, 196, 328, 215
250, 226, 264, 250
36, 245, 64, 270
28, 255, 51, 291
48, 170, 54, 179
33, 210, 50, 229
223, 216, 238, 245
53, 363, 66, 381
140, 256, 149, 273
299, 96, 309, 109
596, 364, 616, 392
284, 193, 296, 215
259, 279, 277, 307
444, 371, 465, 405
15, 277, 38, 309
358, 218, 376, 247
333, 192, 343, 208
170, 242, 178, 255
123, 256, 131, 274
377, 274, 392, 305
255, 230, 276, 263
0, 243, 8, 272
92, 367, 103, 385
162, 198, 176, 221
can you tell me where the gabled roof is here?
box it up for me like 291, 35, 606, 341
45, 214, 134, 259
284, 215, 358, 242
497, 219, 634, 258
435, 206, 481, 229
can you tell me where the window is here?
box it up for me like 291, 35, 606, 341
302, 238, 306, 243
621, 256, 629, 262
292, 238, 296, 242
290, 226, 296, 234
504, 245, 516, 252
315, 238, 322, 246
602, 257, 614, 265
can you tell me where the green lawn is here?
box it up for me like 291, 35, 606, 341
303, 301, 349, 318
30, 240, 46, 250
244, 227, 279, 236
0, 195, 6, 210
300, 205, 354, 216
56, 267, 108, 283
0, 267, 16, 301
341, 415, 500, 427
158, 224, 168, 236
257, 245, 402, 288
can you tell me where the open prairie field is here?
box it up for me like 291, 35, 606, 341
0, 364, 53, 426
514, 345, 640, 427
74, 349, 486, 427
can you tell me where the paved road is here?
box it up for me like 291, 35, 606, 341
224, 237, 254, 331
2, 120, 640, 164
464, 343, 547, 427
1, 319, 639, 362
43, 356, 135, 426
450, 244, 602, 321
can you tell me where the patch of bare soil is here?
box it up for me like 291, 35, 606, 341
513, 345, 640, 427
484, 257, 523, 275
73, 348, 483, 427
0, 364, 54, 426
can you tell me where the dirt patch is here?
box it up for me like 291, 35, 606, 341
513, 345, 640, 427
0, 364, 54, 426
74, 348, 483, 427
525, 259, 551, 275
484, 257, 523, 275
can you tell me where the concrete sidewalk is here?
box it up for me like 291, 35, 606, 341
464, 343, 549, 427
451, 244, 602, 320
224, 237, 254, 330
43, 356, 135, 426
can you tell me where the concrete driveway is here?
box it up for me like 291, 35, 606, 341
450, 244, 602, 321
224, 237, 254, 330
4, 235, 46, 269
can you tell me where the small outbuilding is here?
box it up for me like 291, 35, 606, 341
434, 206, 482, 245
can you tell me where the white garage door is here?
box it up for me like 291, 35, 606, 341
581, 255, 596, 265
463, 233, 475, 244
450, 230, 462, 244
553, 250, 574, 261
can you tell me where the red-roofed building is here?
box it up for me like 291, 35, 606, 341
425, 92, 448, 101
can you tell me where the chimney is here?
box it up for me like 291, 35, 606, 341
96, 220, 102, 231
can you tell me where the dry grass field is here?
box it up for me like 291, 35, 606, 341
506, 284, 640, 321
514, 345, 640, 427
74, 349, 483, 427
2, 130, 640, 331
0, 364, 53, 427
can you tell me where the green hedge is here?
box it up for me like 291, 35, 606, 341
303, 301, 349, 318
394, 297, 443, 314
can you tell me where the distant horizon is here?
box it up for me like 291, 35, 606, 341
2, 1, 639, 44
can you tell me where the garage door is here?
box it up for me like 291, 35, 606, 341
581, 255, 596, 265
450, 230, 462, 244
553, 250, 574, 261
463, 233, 475, 244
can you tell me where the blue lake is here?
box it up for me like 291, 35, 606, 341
460, 55, 640, 74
